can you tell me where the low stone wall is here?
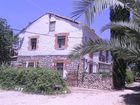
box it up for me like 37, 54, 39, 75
78, 73, 113, 90
66, 71, 113, 90
16, 55, 80, 71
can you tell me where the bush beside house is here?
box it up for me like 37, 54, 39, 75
125, 70, 134, 84
0, 67, 66, 94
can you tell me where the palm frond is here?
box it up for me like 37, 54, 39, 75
69, 38, 140, 62
72, 0, 124, 24
69, 39, 109, 59
132, 0, 140, 23
101, 21, 140, 38
69, 38, 121, 59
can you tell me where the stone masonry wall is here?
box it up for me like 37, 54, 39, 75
17, 55, 80, 72
78, 73, 113, 90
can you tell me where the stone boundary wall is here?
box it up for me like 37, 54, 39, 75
78, 73, 113, 90
66, 72, 113, 90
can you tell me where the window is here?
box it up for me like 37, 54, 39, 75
99, 51, 109, 63
99, 51, 106, 62
55, 33, 68, 50
31, 38, 37, 50
106, 51, 109, 63
28, 62, 34, 67
99, 63, 111, 72
27, 61, 39, 68
49, 21, 56, 32
28, 36, 39, 51
56, 62, 63, 76
89, 63, 93, 74
89, 53, 93, 59
57, 36, 66, 48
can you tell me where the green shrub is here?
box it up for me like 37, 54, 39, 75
125, 70, 134, 84
0, 67, 66, 94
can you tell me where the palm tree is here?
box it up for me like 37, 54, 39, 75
71, 0, 140, 89
110, 5, 130, 89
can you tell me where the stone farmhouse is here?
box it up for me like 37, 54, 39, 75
12, 13, 112, 80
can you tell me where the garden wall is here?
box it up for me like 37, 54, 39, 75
78, 73, 113, 90
66, 72, 113, 90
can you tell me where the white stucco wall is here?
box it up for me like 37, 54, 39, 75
84, 52, 99, 73
18, 14, 83, 56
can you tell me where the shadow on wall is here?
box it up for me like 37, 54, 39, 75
121, 85, 140, 105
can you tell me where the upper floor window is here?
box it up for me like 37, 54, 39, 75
49, 21, 56, 32
55, 33, 68, 50
28, 36, 39, 51
31, 38, 37, 50
58, 36, 66, 48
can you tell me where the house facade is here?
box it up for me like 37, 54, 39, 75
13, 13, 112, 78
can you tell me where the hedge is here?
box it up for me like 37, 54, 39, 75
125, 70, 134, 84
0, 67, 66, 94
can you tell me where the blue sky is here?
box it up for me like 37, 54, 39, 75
0, 0, 110, 39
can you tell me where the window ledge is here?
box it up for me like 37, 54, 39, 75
55, 48, 66, 50
29, 49, 37, 51
99, 61, 112, 65
49, 31, 55, 33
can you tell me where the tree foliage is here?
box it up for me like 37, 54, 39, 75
110, 5, 130, 89
0, 18, 15, 64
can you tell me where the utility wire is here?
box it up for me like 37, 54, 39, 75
13, 0, 85, 39
12, 28, 83, 39
25, 0, 44, 12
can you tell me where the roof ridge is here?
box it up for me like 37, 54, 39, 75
47, 12, 80, 24
16, 12, 81, 36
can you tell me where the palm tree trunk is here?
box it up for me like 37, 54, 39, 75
110, 6, 130, 89
112, 55, 126, 89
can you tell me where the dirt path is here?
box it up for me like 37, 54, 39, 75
0, 82, 140, 105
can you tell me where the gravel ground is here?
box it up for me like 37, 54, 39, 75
0, 83, 140, 105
